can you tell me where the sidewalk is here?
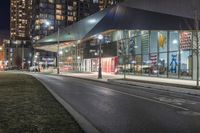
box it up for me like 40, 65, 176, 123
59, 72, 200, 96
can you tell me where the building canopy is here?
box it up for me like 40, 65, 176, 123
35, 0, 199, 51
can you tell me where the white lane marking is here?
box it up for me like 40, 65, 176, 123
110, 89, 190, 111
37, 74, 190, 111
79, 82, 190, 111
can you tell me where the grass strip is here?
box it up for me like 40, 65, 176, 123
0, 73, 84, 133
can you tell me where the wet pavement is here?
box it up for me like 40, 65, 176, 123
33, 73, 200, 133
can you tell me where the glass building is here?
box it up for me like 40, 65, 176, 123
35, 0, 200, 80
57, 30, 199, 80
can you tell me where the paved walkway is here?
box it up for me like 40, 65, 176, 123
58, 72, 200, 96
60, 72, 197, 86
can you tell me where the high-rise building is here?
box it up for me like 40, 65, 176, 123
98, 0, 123, 10
31, 0, 99, 69
0, 44, 5, 70
31, 0, 99, 41
66, 0, 99, 24
9, 0, 33, 69
10, 0, 32, 41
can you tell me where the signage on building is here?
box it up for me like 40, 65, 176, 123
42, 57, 54, 61
158, 33, 166, 48
142, 34, 149, 54
129, 37, 135, 55
150, 54, 157, 65
170, 54, 177, 73
180, 32, 192, 50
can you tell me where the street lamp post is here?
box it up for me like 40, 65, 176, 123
98, 34, 103, 79
45, 21, 51, 70
0, 46, 3, 70
45, 20, 60, 74
57, 27, 60, 74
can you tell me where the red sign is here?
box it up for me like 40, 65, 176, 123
150, 54, 157, 65
180, 32, 192, 50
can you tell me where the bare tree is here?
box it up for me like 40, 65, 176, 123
191, 0, 200, 87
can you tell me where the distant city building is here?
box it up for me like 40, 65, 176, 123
10, 0, 32, 41
8, 0, 122, 69
98, 0, 123, 10
9, 0, 33, 69
0, 44, 5, 70
31, 0, 100, 69
31, 0, 99, 41
35, 0, 200, 80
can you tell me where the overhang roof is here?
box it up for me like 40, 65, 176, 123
35, 0, 199, 50
123, 0, 200, 19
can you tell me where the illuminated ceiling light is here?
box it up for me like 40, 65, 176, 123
98, 34, 103, 40
172, 39, 178, 44
88, 19, 97, 24
45, 21, 51, 26
59, 51, 63, 55
77, 40, 81, 44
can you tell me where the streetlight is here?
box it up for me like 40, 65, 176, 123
45, 20, 60, 74
34, 54, 40, 72
45, 20, 51, 70
45, 20, 51, 36
57, 27, 60, 74
98, 34, 103, 79
28, 61, 31, 71
59, 50, 63, 55
45, 21, 51, 27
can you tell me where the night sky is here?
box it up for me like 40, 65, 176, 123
0, 1, 10, 30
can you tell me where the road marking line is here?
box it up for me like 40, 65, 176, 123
37, 74, 190, 111
83, 83, 190, 111
111, 89, 189, 111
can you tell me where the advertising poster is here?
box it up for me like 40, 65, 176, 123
180, 32, 192, 50
150, 54, 157, 74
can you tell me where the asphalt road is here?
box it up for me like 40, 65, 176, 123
33, 73, 200, 133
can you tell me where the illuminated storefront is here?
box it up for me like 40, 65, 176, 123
56, 29, 196, 79
81, 57, 118, 73
35, 0, 200, 80
0, 46, 5, 70
115, 30, 194, 79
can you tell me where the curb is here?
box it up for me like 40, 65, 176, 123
33, 75, 101, 133
107, 79, 200, 97
55, 74, 200, 97
108, 78, 196, 89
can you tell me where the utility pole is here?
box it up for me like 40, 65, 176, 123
195, 10, 199, 87
123, 41, 127, 79
193, 7, 200, 87
57, 27, 60, 74
98, 34, 103, 79
21, 43, 24, 70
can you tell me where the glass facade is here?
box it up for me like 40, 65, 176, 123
114, 30, 194, 80
59, 30, 199, 80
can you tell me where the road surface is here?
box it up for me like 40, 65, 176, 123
33, 73, 200, 133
